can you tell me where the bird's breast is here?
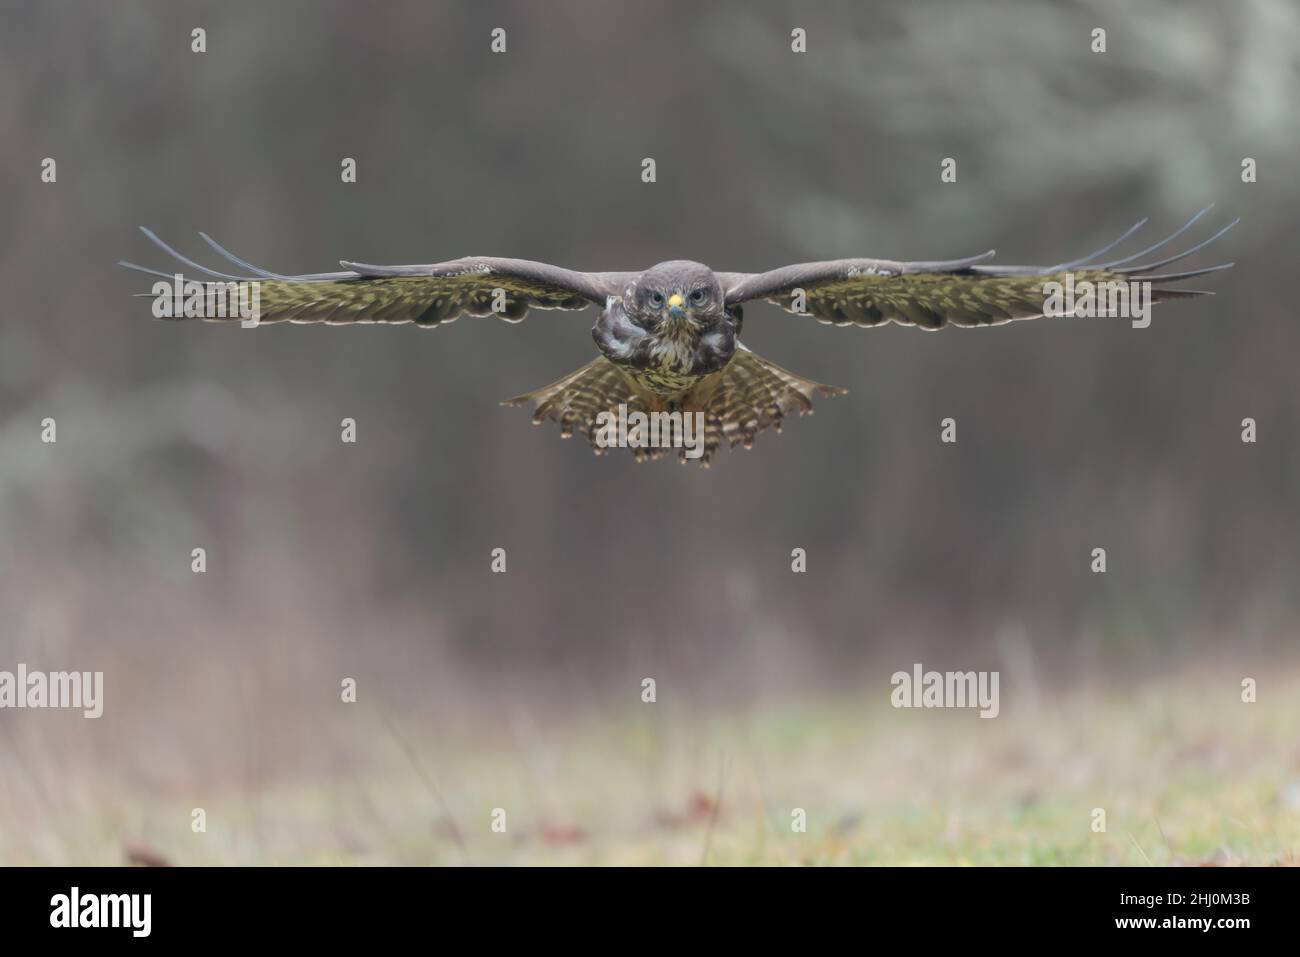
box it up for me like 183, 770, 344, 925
593, 301, 735, 398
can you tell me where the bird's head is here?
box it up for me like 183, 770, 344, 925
631, 261, 723, 333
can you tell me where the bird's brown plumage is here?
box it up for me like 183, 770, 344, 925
120, 211, 1235, 466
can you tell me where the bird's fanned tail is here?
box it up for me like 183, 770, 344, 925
504, 349, 845, 467
502, 357, 645, 442
704, 348, 847, 460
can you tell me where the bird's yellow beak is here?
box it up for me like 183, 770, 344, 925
667, 293, 685, 319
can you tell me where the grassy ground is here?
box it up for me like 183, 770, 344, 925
3, 666, 1297, 866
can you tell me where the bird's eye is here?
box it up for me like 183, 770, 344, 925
648, 291, 663, 307
691, 288, 707, 304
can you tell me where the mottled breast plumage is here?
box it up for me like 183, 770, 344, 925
591, 262, 738, 400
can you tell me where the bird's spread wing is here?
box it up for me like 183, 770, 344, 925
120, 228, 636, 325
721, 209, 1236, 329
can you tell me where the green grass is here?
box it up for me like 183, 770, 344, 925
3, 667, 1297, 866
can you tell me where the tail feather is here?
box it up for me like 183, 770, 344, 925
502, 357, 644, 446
504, 348, 845, 466
703, 347, 846, 460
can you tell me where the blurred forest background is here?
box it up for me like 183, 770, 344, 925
1, 0, 1298, 864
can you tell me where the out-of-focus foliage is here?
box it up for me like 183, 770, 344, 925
0, 1, 1296, 781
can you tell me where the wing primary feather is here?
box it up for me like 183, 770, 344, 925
903, 250, 997, 273
137, 227, 251, 281
197, 233, 296, 281
1114, 219, 1240, 275
1152, 288, 1214, 297
118, 259, 185, 281
338, 260, 439, 277
1132, 263, 1235, 283
1093, 205, 1213, 269
1050, 217, 1148, 270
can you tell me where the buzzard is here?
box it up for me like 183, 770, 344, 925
121, 210, 1234, 466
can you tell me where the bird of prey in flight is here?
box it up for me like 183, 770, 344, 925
121, 209, 1234, 466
